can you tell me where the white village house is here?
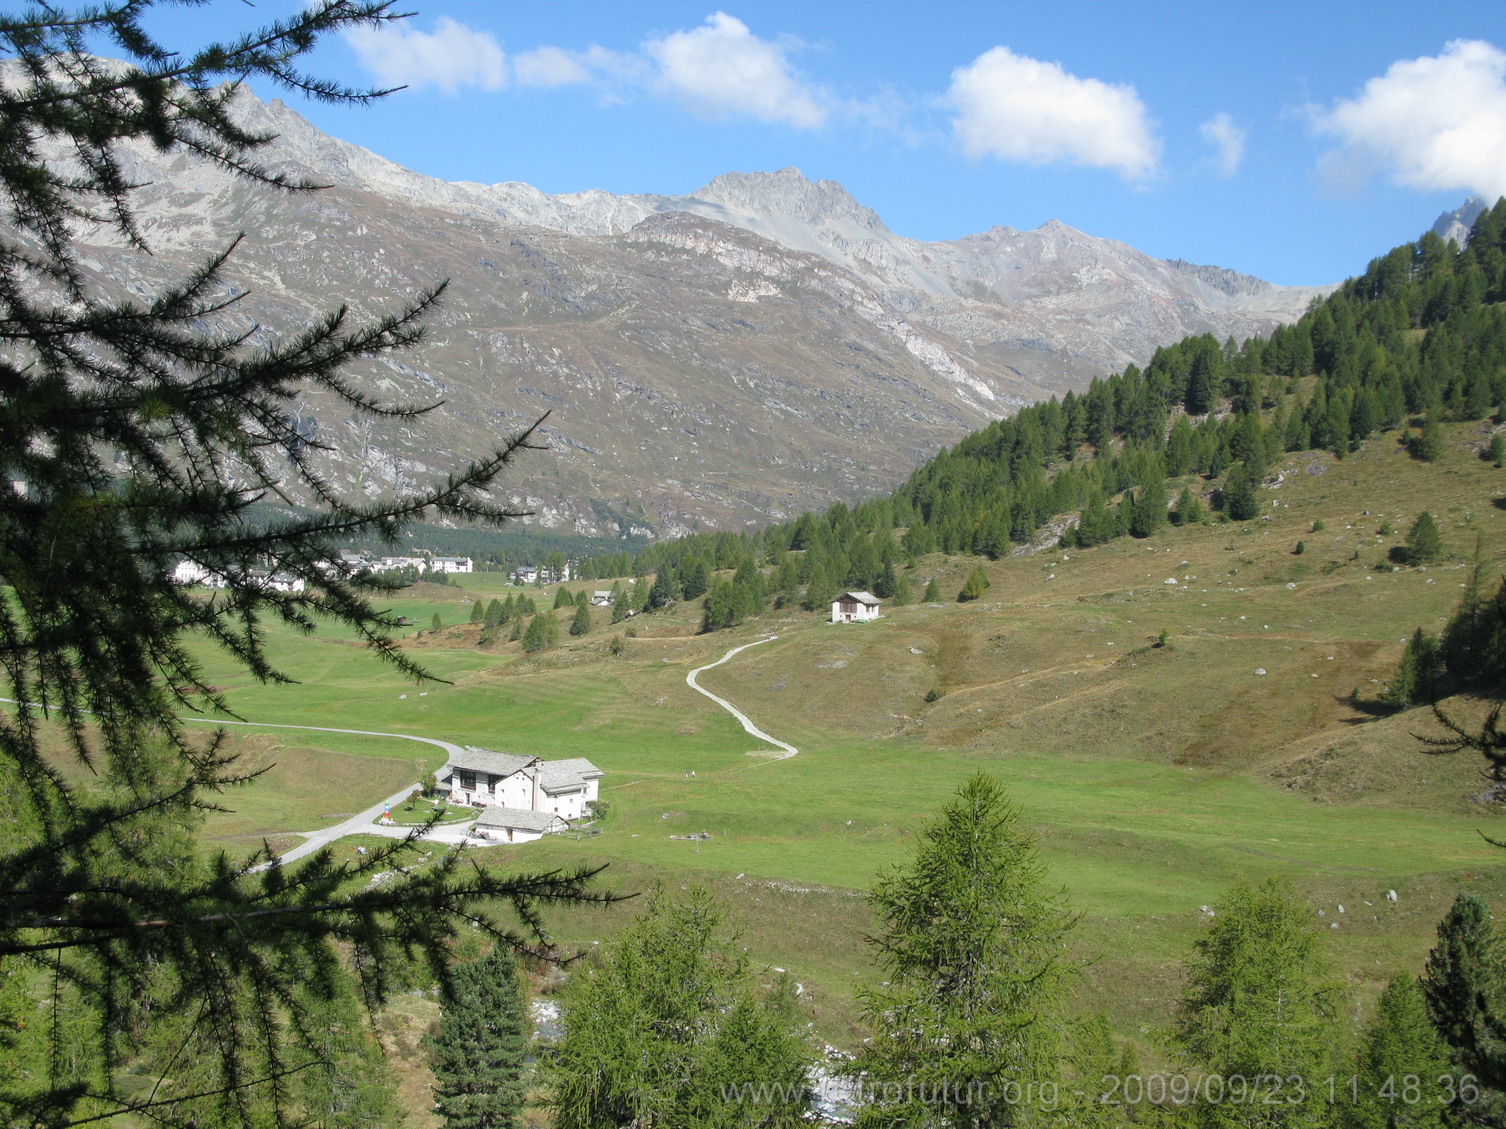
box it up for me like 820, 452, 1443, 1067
831, 590, 881, 624
430, 556, 474, 574
440, 746, 604, 843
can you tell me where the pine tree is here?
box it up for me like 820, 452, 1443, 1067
1487, 433, 1506, 467
1173, 878, 1344, 1128
431, 945, 529, 1129
852, 774, 1074, 1127
1405, 511, 1445, 564
485, 598, 506, 630
431, 612, 443, 631
553, 585, 574, 609
549, 886, 811, 1128
923, 577, 942, 603
1415, 417, 1446, 462
891, 575, 915, 606
1222, 462, 1262, 521
569, 600, 592, 637
1421, 894, 1506, 1123
0, 7, 615, 1126
1381, 628, 1442, 710
958, 564, 990, 602
469, 601, 486, 625
520, 613, 559, 654
1129, 479, 1168, 538
1346, 973, 1450, 1129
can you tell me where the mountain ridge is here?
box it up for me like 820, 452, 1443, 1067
52, 83, 1343, 539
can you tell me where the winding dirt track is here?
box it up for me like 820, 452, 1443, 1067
684, 636, 798, 760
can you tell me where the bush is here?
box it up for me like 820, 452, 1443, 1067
1293, 540, 1306, 555
924, 687, 946, 703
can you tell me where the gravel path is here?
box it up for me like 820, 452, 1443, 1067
685, 636, 798, 759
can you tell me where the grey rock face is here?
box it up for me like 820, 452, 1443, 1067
40, 84, 1332, 538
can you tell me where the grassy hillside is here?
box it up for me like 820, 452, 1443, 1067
186, 418, 1506, 1070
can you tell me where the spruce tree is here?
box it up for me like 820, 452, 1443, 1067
852, 774, 1074, 1127
0, 6, 614, 1126
431, 945, 529, 1129
469, 601, 486, 625
923, 577, 942, 603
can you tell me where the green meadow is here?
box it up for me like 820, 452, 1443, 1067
181, 421, 1506, 1048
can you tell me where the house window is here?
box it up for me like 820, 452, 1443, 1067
458, 770, 476, 791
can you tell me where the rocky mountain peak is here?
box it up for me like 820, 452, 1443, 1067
1432, 197, 1486, 249
693, 168, 887, 232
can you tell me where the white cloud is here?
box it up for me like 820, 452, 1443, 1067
513, 46, 592, 88
644, 12, 826, 129
344, 16, 507, 95
512, 45, 644, 89
947, 47, 1160, 180
1313, 39, 1506, 200
1200, 112, 1246, 177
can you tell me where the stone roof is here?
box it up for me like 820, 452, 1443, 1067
838, 590, 880, 605
448, 746, 538, 778
539, 757, 604, 794
475, 806, 565, 832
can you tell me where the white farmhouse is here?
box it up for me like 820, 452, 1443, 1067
440, 746, 604, 842
831, 590, 881, 624
431, 556, 474, 574
170, 558, 212, 586
590, 590, 614, 606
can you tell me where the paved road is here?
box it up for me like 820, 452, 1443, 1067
176, 716, 482, 864
685, 636, 798, 759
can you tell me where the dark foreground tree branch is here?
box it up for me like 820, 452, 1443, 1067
0, 5, 622, 1125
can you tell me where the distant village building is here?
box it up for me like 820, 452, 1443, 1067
590, 590, 614, 606
249, 570, 306, 593
430, 556, 473, 574
441, 746, 604, 843
171, 558, 213, 587
376, 555, 427, 573
831, 590, 881, 624
513, 566, 539, 585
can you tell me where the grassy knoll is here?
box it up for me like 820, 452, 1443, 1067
176, 422, 1506, 1051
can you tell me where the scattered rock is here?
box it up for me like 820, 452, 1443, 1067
1386, 889, 1398, 902
1254, 668, 1267, 676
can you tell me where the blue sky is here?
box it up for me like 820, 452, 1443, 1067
145, 1, 1506, 286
